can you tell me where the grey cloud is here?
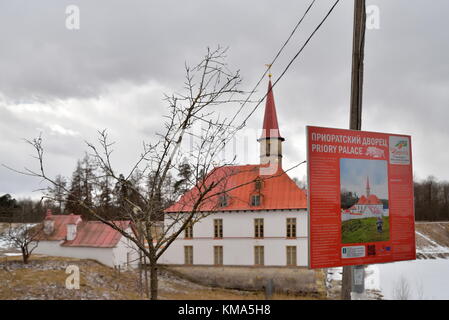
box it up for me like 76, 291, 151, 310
1, 0, 449, 198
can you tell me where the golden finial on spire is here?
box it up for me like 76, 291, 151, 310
265, 64, 272, 79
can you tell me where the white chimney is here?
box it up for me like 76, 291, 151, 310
66, 214, 79, 241
66, 224, 77, 241
43, 209, 54, 235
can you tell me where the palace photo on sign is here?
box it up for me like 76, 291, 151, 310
340, 158, 390, 244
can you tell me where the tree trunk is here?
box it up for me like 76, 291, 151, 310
143, 254, 149, 298
341, 265, 352, 300
21, 247, 29, 264
138, 251, 143, 297
150, 261, 158, 300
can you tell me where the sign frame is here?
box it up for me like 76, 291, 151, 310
307, 126, 416, 269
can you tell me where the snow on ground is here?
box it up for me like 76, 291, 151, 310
327, 260, 449, 300
372, 259, 449, 300
0, 238, 10, 249
326, 223, 449, 299
416, 231, 449, 255
364, 265, 380, 291
3, 253, 22, 257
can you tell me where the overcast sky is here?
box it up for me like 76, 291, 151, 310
340, 159, 388, 199
1, 0, 448, 199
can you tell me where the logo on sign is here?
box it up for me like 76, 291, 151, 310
389, 136, 410, 165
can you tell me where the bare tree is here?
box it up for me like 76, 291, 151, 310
0, 211, 42, 264
9, 47, 248, 299
393, 276, 411, 300
415, 279, 425, 300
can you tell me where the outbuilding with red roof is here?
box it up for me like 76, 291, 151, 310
34, 210, 139, 268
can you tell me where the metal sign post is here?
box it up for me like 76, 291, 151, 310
352, 265, 366, 299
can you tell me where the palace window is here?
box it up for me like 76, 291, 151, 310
286, 218, 297, 238
214, 246, 223, 265
286, 246, 297, 266
185, 222, 193, 239
184, 246, 193, 265
254, 218, 264, 238
214, 219, 223, 238
254, 246, 264, 266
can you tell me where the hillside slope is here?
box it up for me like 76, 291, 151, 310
415, 222, 449, 259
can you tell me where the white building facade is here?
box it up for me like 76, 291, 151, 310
160, 209, 308, 267
34, 238, 137, 268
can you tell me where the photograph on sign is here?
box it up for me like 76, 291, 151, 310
340, 159, 389, 244
307, 126, 416, 269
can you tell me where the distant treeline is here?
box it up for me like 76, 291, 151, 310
1, 154, 191, 223
2, 167, 449, 223
0, 194, 47, 223
414, 176, 449, 221
341, 176, 449, 221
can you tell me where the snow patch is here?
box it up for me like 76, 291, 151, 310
416, 231, 449, 254
0, 238, 11, 249
364, 265, 380, 291
3, 252, 22, 257
377, 259, 449, 300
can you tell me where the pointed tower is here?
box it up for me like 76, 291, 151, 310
366, 176, 371, 197
258, 76, 285, 169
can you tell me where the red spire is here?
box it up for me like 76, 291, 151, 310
259, 79, 285, 141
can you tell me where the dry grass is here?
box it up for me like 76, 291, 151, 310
162, 289, 323, 300
0, 255, 326, 300
416, 222, 449, 247
0, 255, 142, 300
158, 267, 327, 300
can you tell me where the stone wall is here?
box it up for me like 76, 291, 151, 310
161, 265, 325, 296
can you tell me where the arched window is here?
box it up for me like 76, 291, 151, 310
266, 140, 271, 156
254, 178, 263, 191
218, 194, 228, 207
251, 194, 261, 207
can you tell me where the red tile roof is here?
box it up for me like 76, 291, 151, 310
358, 195, 368, 205
366, 194, 382, 205
356, 194, 382, 205
36, 214, 82, 241
67, 213, 79, 224
165, 164, 307, 213
36, 214, 131, 248
62, 221, 131, 248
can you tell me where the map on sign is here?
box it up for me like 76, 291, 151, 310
306, 126, 416, 269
